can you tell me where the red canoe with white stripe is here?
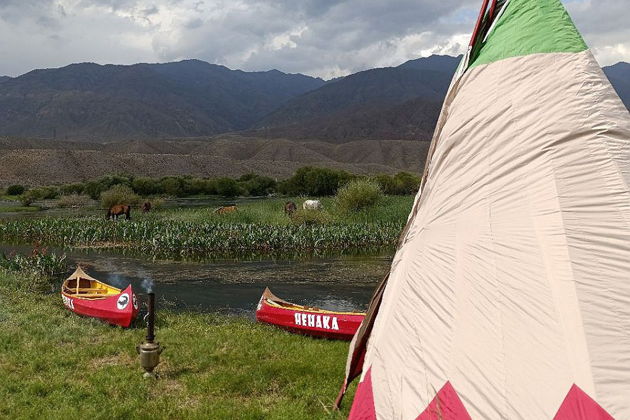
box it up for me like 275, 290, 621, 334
255, 287, 365, 341
61, 266, 139, 328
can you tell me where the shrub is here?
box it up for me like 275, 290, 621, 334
31, 186, 59, 200
336, 180, 383, 212
60, 183, 85, 196
15, 186, 58, 207
19, 191, 37, 207
160, 177, 185, 197
216, 178, 242, 197
148, 197, 166, 210
100, 185, 140, 209
239, 174, 277, 196
278, 167, 352, 196
374, 172, 421, 195
132, 177, 161, 196
374, 174, 397, 194
182, 178, 207, 196
84, 181, 107, 200
392, 172, 420, 195
6, 185, 26, 196
56, 194, 92, 208
290, 209, 332, 226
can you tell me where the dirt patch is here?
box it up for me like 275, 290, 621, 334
89, 352, 135, 369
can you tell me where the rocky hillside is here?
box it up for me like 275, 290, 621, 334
0, 136, 429, 186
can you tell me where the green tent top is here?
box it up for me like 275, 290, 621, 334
469, 0, 587, 68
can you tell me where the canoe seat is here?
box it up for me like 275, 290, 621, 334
67, 293, 109, 298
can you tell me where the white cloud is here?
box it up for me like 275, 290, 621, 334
0, 0, 626, 78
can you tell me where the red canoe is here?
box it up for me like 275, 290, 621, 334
61, 266, 139, 328
255, 288, 365, 340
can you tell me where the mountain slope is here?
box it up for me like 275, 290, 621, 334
0, 136, 427, 186
0, 61, 324, 140
0, 57, 626, 142
252, 55, 460, 141
604, 62, 630, 108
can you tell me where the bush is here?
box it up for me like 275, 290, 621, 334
374, 172, 420, 195
6, 185, 26, 196
336, 180, 383, 212
279, 167, 352, 196
147, 197, 166, 210
17, 187, 59, 206
239, 174, 277, 196
216, 178, 242, 197
132, 177, 161, 196
392, 172, 420, 195
31, 186, 59, 200
160, 177, 185, 197
60, 183, 85, 196
100, 185, 140, 209
56, 194, 92, 208
290, 209, 332, 226
19, 191, 37, 207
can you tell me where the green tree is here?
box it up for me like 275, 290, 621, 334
6, 185, 26, 196
100, 185, 140, 209
132, 177, 161, 196
216, 178, 242, 197
279, 167, 351, 196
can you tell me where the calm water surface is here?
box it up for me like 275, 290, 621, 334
1, 243, 390, 316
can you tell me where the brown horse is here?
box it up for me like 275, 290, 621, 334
107, 204, 131, 220
215, 205, 238, 215
284, 201, 297, 216
142, 201, 152, 213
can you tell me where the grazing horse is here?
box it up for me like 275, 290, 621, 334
142, 201, 152, 213
284, 201, 297, 216
302, 200, 322, 210
107, 204, 131, 220
215, 205, 238, 215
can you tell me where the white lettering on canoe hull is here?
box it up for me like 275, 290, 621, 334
294, 312, 339, 330
62, 295, 75, 310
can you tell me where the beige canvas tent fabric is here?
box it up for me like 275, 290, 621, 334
345, 48, 630, 419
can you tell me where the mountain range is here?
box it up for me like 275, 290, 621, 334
0, 56, 628, 185
0, 60, 324, 140
0, 56, 627, 142
604, 62, 630, 109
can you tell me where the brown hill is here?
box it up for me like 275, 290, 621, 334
0, 136, 428, 186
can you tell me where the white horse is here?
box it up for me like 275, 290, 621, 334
303, 200, 323, 210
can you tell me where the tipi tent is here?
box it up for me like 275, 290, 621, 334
336, 0, 630, 418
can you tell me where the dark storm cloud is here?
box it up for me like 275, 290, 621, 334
0, 0, 627, 78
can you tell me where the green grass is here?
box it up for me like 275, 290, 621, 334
157, 196, 412, 225
0, 196, 414, 259
0, 195, 21, 202
0, 270, 356, 419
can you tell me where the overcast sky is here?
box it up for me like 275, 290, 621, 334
0, 0, 627, 79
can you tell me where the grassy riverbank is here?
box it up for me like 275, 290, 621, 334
0, 269, 356, 418
0, 196, 413, 258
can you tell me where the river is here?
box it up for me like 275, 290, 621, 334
0, 244, 390, 317
1, 198, 392, 315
